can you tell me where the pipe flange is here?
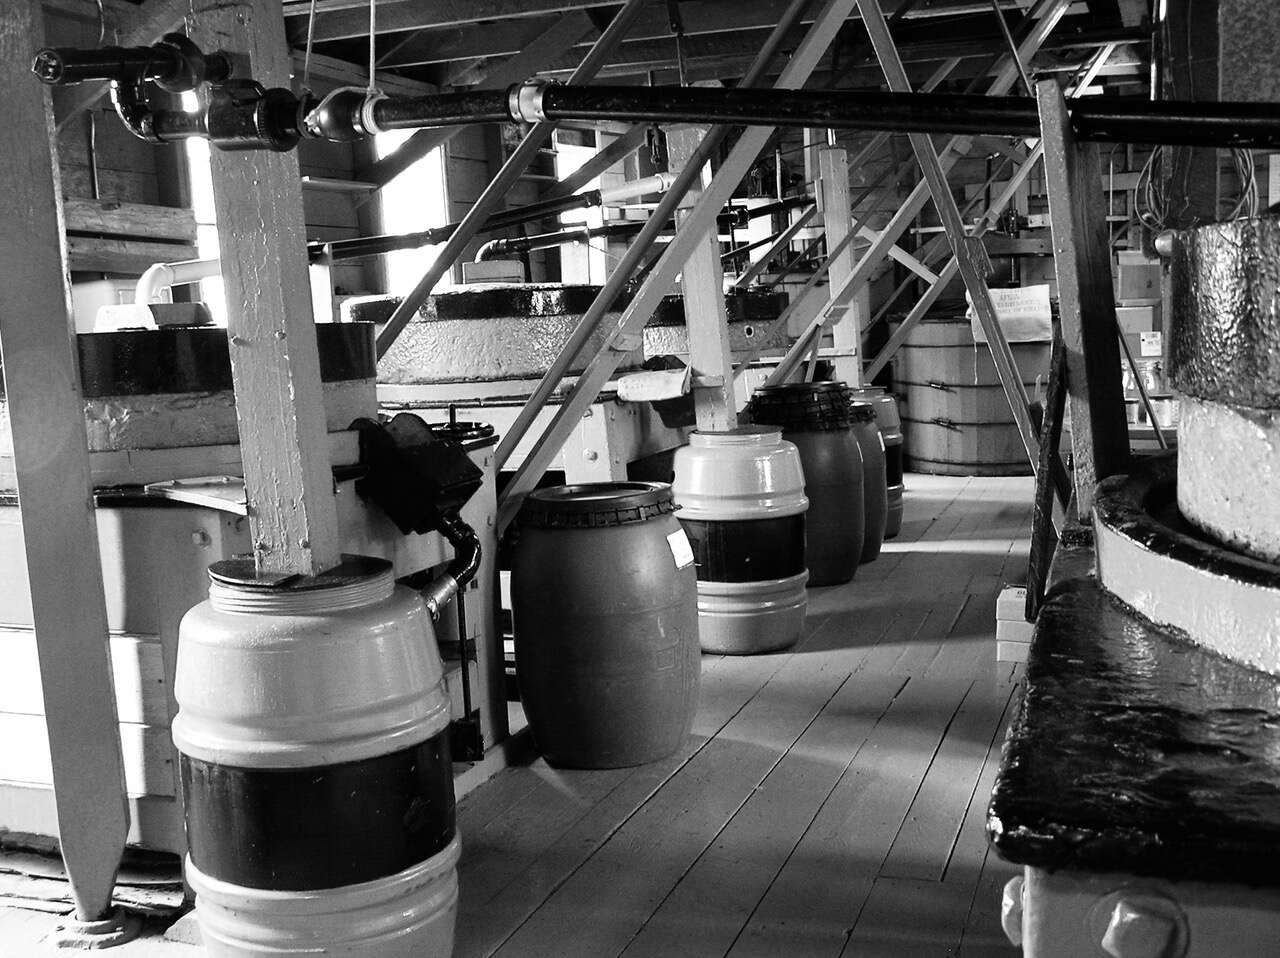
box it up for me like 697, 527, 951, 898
508, 78, 553, 123
358, 91, 388, 136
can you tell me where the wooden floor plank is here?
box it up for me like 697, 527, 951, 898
454, 644, 804, 958
880, 673, 1019, 881
618, 667, 907, 958
726, 672, 974, 958
486, 621, 881, 958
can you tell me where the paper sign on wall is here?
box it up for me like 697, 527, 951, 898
1140, 331, 1164, 357
968, 284, 1053, 344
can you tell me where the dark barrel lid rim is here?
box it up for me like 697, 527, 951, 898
520, 481, 677, 529
748, 380, 856, 431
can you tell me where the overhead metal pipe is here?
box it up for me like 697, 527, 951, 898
366, 82, 1280, 149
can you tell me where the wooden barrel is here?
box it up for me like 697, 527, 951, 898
897, 317, 1047, 476
511, 482, 700, 768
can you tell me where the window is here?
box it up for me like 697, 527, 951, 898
182, 93, 226, 324
374, 131, 452, 294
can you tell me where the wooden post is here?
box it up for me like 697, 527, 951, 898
668, 127, 737, 431
190, 0, 342, 576
1037, 78, 1129, 512
0, 0, 128, 921
817, 146, 862, 386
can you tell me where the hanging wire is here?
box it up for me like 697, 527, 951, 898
367, 0, 378, 96
301, 0, 318, 94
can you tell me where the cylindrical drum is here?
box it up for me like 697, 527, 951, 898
851, 402, 888, 563
748, 381, 864, 586
511, 483, 700, 769
850, 386, 904, 539
173, 556, 458, 958
672, 427, 809, 654
1171, 216, 1280, 564
898, 316, 1048, 475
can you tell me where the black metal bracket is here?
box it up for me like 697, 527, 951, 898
450, 712, 485, 763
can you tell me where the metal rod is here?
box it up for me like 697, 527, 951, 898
1117, 327, 1169, 449
373, 0, 649, 359
492, 0, 812, 474
497, 0, 855, 529
309, 190, 603, 262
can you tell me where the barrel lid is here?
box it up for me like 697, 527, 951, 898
849, 400, 877, 423
208, 554, 393, 591
748, 381, 854, 431
520, 481, 676, 529
689, 424, 784, 445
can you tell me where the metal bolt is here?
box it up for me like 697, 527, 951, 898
584, 449, 599, 462
1000, 875, 1024, 947
191, 529, 211, 547
1101, 899, 1181, 958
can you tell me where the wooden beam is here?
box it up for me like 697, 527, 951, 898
285, 0, 618, 39
0, 0, 128, 922
819, 147, 863, 387
363, 11, 596, 189
63, 198, 196, 242
190, 0, 342, 576
66, 236, 198, 274
1037, 77, 1128, 512
670, 127, 738, 431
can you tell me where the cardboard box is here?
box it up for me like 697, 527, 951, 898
996, 585, 1028, 621
997, 618, 1035, 644
997, 640, 1030, 663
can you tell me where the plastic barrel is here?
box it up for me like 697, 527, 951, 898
672, 427, 809, 654
747, 381, 864, 586
511, 482, 700, 769
898, 316, 1047, 476
850, 402, 888, 563
850, 386, 904, 539
173, 556, 458, 958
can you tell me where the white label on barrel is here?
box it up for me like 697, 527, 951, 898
667, 529, 695, 569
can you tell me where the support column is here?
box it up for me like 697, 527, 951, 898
669, 127, 737, 431
1037, 78, 1129, 511
817, 146, 862, 385
190, 0, 342, 576
0, 0, 128, 923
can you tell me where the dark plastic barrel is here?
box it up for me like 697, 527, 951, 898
851, 401, 888, 563
748, 381, 865, 586
511, 482, 700, 769
850, 387, 904, 539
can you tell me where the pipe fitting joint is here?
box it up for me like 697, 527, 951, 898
508, 78, 554, 123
